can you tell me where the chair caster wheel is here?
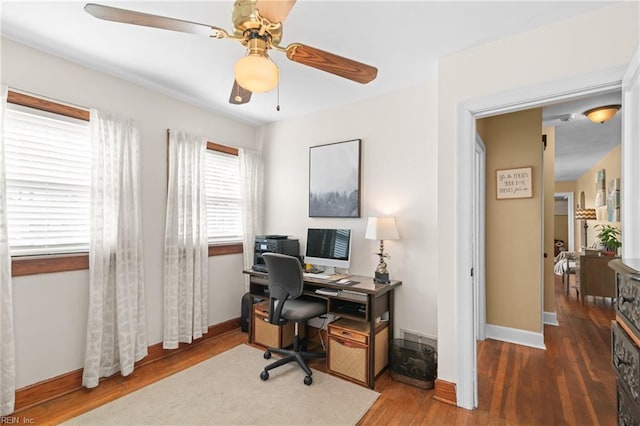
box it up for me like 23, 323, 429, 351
304, 375, 313, 385
264, 351, 271, 359
260, 370, 269, 381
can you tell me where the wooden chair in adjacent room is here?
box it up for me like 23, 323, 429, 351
564, 252, 580, 298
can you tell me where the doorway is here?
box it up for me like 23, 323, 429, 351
458, 69, 625, 410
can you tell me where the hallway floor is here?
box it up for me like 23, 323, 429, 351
471, 275, 616, 425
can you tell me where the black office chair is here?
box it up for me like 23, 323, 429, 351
259, 253, 327, 385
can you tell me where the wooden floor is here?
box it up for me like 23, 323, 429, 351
12, 276, 616, 425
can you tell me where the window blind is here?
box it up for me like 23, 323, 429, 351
205, 148, 242, 244
4, 103, 91, 256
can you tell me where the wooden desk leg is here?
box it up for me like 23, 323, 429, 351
368, 294, 376, 389
389, 290, 395, 339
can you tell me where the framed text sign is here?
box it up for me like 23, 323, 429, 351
496, 167, 533, 199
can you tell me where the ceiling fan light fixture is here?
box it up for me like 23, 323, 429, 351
583, 104, 621, 124
234, 53, 278, 93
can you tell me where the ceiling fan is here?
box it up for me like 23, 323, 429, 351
84, 1, 378, 105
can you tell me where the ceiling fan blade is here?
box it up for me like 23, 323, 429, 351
256, 0, 297, 24
84, 3, 222, 37
229, 80, 252, 105
285, 43, 377, 84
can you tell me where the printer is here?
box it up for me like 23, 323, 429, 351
252, 235, 300, 272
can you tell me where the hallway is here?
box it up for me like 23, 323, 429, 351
475, 275, 616, 424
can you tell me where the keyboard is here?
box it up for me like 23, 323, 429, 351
303, 272, 331, 280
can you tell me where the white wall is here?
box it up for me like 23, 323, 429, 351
258, 82, 439, 341
6, 0, 639, 396
2, 38, 257, 388
437, 2, 639, 386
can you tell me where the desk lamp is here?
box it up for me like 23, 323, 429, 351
365, 217, 400, 284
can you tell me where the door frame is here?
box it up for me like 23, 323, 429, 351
622, 46, 640, 258
554, 192, 575, 253
473, 135, 486, 343
455, 66, 626, 409
472, 134, 486, 408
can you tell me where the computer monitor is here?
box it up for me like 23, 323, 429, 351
304, 228, 351, 274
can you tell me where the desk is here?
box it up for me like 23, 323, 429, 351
243, 269, 402, 388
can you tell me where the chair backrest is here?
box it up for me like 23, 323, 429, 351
262, 253, 304, 325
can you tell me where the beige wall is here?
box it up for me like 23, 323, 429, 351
555, 181, 576, 193
480, 108, 543, 332
575, 145, 622, 248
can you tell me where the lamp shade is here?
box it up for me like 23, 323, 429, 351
575, 208, 597, 220
234, 54, 279, 93
365, 217, 400, 241
583, 105, 621, 124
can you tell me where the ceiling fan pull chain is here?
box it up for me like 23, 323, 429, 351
276, 80, 281, 111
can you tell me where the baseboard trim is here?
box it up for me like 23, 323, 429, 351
543, 311, 559, 326
433, 379, 457, 405
14, 317, 241, 413
485, 324, 546, 350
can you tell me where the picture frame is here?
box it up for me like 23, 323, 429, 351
607, 177, 621, 222
595, 168, 606, 207
496, 166, 533, 199
309, 139, 361, 217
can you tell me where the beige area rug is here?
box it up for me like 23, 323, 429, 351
63, 344, 379, 425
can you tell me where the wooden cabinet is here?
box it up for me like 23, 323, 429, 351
327, 318, 388, 387
610, 258, 640, 425
580, 254, 618, 302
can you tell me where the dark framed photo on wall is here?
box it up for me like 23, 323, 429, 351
309, 139, 361, 217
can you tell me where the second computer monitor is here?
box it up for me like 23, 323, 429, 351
304, 228, 351, 272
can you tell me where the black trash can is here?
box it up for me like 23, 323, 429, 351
240, 292, 264, 332
390, 338, 437, 389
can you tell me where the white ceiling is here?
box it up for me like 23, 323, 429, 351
542, 90, 622, 182
0, 1, 622, 179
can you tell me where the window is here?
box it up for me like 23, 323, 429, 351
4, 92, 91, 257
205, 143, 242, 248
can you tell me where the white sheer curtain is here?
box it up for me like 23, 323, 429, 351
0, 87, 16, 414
163, 130, 208, 349
239, 148, 264, 291
83, 109, 147, 388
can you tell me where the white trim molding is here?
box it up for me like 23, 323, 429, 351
485, 324, 546, 350
622, 44, 640, 258
543, 311, 559, 326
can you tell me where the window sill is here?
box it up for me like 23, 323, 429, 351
208, 243, 243, 256
10, 243, 244, 276
11, 253, 89, 277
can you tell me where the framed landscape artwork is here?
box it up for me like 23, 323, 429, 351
309, 139, 361, 217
